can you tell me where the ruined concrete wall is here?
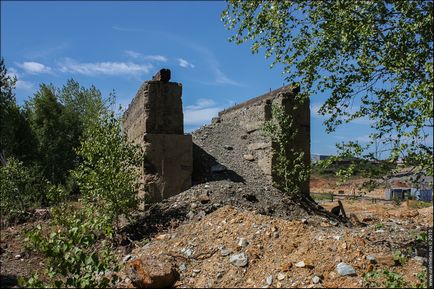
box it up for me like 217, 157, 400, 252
217, 85, 310, 193
123, 76, 192, 203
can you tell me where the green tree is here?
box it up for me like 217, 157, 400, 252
72, 111, 143, 227
222, 1, 433, 179
0, 58, 38, 165
0, 58, 18, 163
26, 84, 81, 184
58, 79, 107, 132
0, 157, 48, 226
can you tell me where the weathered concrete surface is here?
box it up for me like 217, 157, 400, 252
123, 71, 192, 203
216, 85, 310, 194
123, 80, 184, 141
142, 133, 192, 203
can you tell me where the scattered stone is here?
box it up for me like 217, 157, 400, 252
301, 218, 308, 224
211, 164, 227, 173
181, 248, 194, 258
413, 256, 427, 264
224, 145, 234, 150
312, 276, 321, 284
295, 261, 306, 268
127, 254, 180, 288
220, 247, 232, 257
216, 272, 224, 278
329, 220, 338, 226
243, 154, 255, 161
366, 255, 377, 264
281, 262, 293, 272
336, 262, 356, 276
187, 211, 195, 219
375, 229, 385, 233
238, 237, 249, 247
14, 254, 21, 259
123, 254, 133, 263
198, 194, 210, 204
197, 210, 206, 219
266, 275, 273, 286
277, 272, 286, 281
273, 232, 280, 238
192, 269, 201, 273
229, 253, 248, 267
179, 263, 187, 272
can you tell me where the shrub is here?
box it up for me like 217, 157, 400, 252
0, 157, 48, 226
21, 204, 119, 288
72, 111, 143, 227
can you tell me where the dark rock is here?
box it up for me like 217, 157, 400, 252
152, 68, 171, 83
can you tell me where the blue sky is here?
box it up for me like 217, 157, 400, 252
1, 1, 382, 155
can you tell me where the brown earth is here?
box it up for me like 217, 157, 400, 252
115, 203, 431, 288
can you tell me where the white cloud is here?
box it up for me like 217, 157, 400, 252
178, 58, 195, 68
124, 50, 142, 58
184, 98, 221, 126
58, 58, 153, 76
214, 67, 240, 86
144, 55, 168, 62
124, 50, 168, 62
18, 61, 52, 74
6, 68, 35, 91
16, 79, 35, 91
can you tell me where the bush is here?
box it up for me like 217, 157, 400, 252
21, 204, 118, 288
72, 112, 143, 227
0, 158, 48, 225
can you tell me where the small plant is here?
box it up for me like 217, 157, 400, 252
393, 250, 407, 266
21, 204, 119, 288
0, 157, 48, 226
414, 271, 427, 288
382, 269, 407, 288
363, 269, 408, 288
374, 222, 385, 230
262, 103, 309, 196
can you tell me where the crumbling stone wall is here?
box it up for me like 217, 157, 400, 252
123, 70, 192, 203
217, 85, 310, 193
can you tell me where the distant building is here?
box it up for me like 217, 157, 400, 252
384, 175, 433, 202
311, 154, 332, 163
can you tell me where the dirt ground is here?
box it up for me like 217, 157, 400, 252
1, 188, 432, 288
116, 201, 431, 288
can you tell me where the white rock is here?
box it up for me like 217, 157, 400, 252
243, 154, 255, 161
366, 255, 377, 264
238, 237, 249, 247
122, 254, 133, 263
229, 253, 248, 267
312, 276, 321, 284
336, 262, 356, 276
266, 275, 273, 286
295, 261, 306, 268
277, 272, 286, 281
